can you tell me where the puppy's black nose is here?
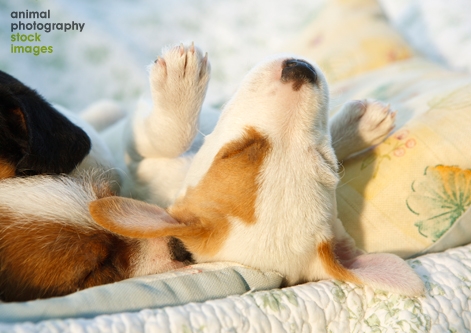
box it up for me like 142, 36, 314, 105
281, 59, 317, 91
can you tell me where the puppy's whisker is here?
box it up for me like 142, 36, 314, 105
335, 174, 365, 188
196, 129, 207, 137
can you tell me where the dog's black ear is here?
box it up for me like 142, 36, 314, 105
0, 71, 91, 176
0, 88, 29, 176
15, 94, 92, 176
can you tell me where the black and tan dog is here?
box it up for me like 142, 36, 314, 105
0, 70, 96, 178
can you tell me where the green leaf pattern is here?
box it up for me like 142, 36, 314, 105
407, 165, 471, 241
246, 274, 432, 332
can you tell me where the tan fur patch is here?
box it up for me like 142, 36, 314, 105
0, 107, 27, 179
11, 107, 27, 132
317, 241, 361, 284
169, 126, 271, 256
0, 212, 137, 302
0, 160, 15, 179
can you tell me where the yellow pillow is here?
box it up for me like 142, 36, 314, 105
285, 0, 471, 258
329, 58, 471, 258
285, 0, 415, 83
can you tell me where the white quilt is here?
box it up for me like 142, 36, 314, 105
2, 244, 470, 333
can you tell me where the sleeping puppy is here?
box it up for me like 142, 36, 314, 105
91, 47, 423, 295
0, 70, 117, 180
104, 44, 395, 208
0, 44, 423, 302
0, 172, 191, 302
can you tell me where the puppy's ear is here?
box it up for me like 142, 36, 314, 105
15, 95, 92, 175
0, 70, 91, 175
0, 90, 29, 177
324, 238, 424, 297
89, 197, 195, 239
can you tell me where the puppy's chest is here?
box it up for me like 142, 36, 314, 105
209, 214, 324, 272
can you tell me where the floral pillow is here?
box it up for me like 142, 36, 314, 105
328, 58, 471, 257
286, 0, 471, 257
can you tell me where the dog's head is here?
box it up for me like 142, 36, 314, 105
0, 172, 190, 302
0, 71, 91, 178
183, 56, 335, 195
90, 56, 423, 296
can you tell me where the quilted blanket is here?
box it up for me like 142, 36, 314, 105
2, 244, 470, 333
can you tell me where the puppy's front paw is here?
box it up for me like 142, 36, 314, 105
150, 42, 210, 112
345, 99, 396, 146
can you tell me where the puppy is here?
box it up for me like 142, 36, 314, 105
105, 45, 394, 208
0, 44, 423, 302
0, 70, 117, 180
90, 47, 423, 295
0, 172, 191, 302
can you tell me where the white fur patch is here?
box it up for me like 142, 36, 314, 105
0, 174, 99, 229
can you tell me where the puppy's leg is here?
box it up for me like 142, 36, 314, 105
330, 99, 396, 161
79, 100, 126, 132
132, 43, 210, 159
122, 44, 210, 206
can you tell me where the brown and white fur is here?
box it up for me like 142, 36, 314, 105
0, 44, 423, 302
91, 46, 423, 296
0, 172, 192, 302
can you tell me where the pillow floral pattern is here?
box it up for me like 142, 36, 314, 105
407, 165, 471, 242
361, 128, 417, 178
